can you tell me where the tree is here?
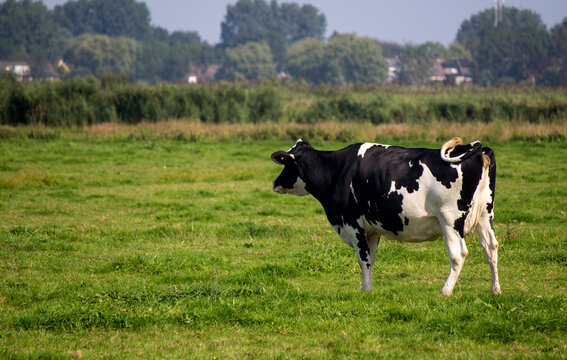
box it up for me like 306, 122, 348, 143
0, 0, 63, 61
169, 31, 202, 45
285, 34, 387, 85
325, 34, 388, 85
64, 34, 139, 77
474, 22, 549, 85
278, 2, 326, 44
217, 42, 275, 81
456, 7, 550, 85
445, 42, 471, 60
377, 41, 405, 59
286, 38, 327, 83
456, 7, 547, 59
550, 18, 567, 62
134, 30, 219, 83
510, 24, 550, 82
162, 42, 220, 82
220, 0, 326, 66
53, 0, 152, 40
135, 41, 170, 83
549, 18, 567, 86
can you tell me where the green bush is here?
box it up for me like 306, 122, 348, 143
248, 85, 282, 123
0, 75, 566, 126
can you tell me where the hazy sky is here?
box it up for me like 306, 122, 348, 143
41, 0, 567, 45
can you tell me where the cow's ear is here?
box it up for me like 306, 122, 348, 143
271, 151, 295, 165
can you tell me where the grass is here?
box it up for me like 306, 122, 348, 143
0, 128, 566, 359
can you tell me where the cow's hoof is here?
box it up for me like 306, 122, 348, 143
491, 287, 502, 296
440, 288, 452, 296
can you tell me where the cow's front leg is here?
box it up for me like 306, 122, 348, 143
363, 233, 380, 292
351, 229, 379, 291
340, 227, 379, 292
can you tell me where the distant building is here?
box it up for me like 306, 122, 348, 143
442, 58, 473, 85
186, 64, 220, 84
187, 75, 198, 84
429, 58, 473, 85
385, 57, 399, 83
276, 71, 290, 81
430, 58, 446, 82
37, 62, 61, 82
0, 61, 32, 81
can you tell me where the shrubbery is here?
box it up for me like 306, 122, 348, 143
1, 75, 566, 127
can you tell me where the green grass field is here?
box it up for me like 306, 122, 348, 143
0, 130, 566, 359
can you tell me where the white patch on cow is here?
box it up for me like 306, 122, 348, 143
357, 143, 390, 158
287, 139, 305, 152
350, 182, 358, 203
273, 176, 308, 196
287, 177, 309, 196
334, 223, 358, 248
388, 181, 397, 194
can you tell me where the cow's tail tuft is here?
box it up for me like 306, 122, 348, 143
440, 137, 482, 163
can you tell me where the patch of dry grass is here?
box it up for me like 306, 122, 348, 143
2, 120, 566, 143
81, 120, 567, 143
0, 170, 61, 188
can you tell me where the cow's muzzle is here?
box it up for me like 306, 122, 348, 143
272, 182, 286, 194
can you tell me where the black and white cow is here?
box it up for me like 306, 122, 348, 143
271, 138, 501, 296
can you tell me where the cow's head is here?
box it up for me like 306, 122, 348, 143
271, 139, 311, 196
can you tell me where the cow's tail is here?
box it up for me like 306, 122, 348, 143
440, 137, 483, 163
483, 146, 496, 215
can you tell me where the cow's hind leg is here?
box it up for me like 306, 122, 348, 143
477, 215, 501, 295
439, 215, 469, 296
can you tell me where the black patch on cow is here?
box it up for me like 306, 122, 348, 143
448, 142, 482, 159
489, 215, 494, 229
420, 152, 459, 189
355, 230, 370, 266
404, 217, 410, 226
453, 152, 484, 238
373, 191, 405, 235
457, 153, 484, 212
360, 147, 424, 194
454, 213, 467, 238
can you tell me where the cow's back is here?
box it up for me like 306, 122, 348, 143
341, 143, 488, 242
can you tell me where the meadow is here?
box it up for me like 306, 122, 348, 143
0, 122, 566, 359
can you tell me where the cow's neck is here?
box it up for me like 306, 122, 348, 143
298, 149, 342, 202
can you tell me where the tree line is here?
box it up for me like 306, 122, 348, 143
1, 0, 566, 86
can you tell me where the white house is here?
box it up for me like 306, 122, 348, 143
0, 61, 32, 81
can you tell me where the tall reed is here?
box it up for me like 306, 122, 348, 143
1, 75, 566, 127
